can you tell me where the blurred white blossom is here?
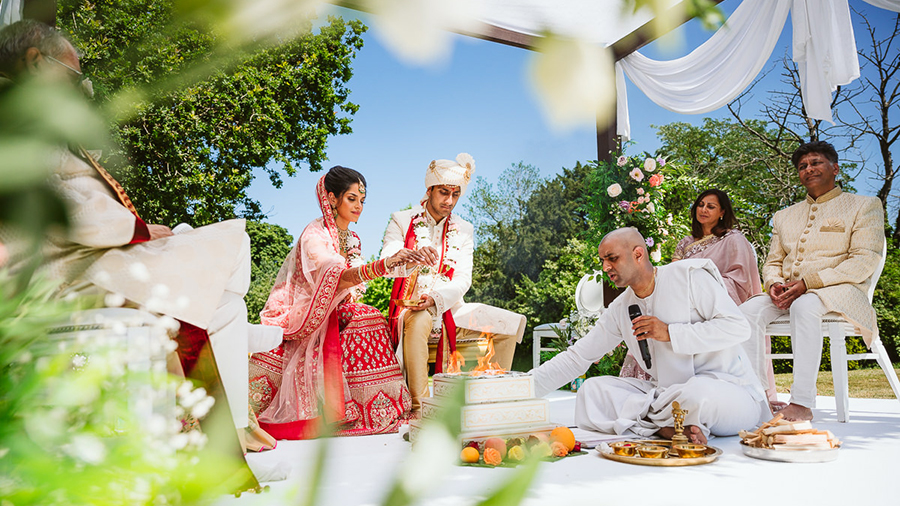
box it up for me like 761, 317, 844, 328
128, 262, 150, 283
530, 35, 615, 129
367, 0, 479, 66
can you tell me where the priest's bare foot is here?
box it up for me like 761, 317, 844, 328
656, 425, 706, 445
769, 400, 788, 414
778, 403, 813, 421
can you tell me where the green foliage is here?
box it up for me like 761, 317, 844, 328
873, 246, 900, 362
769, 336, 869, 374
361, 274, 393, 318
0, 278, 227, 505
58, 0, 367, 226
512, 238, 592, 332
245, 220, 294, 323
653, 118, 857, 260
466, 162, 592, 368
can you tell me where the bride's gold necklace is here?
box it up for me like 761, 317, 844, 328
338, 227, 350, 253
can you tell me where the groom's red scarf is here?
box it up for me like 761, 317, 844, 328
388, 215, 457, 373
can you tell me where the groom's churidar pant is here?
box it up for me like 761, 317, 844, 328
402, 310, 517, 412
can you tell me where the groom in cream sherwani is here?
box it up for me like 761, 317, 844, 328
380, 154, 526, 415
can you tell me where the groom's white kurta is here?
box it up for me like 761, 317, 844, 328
532, 259, 768, 438
380, 205, 526, 342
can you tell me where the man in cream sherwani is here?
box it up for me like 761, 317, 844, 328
0, 20, 282, 433
741, 141, 884, 422
532, 228, 767, 444
380, 154, 526, 415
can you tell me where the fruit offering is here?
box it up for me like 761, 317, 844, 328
458, 427, 584, 466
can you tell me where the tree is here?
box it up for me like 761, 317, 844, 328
58, 0, 366, 226
245, 221, 294, 324
837, 10, 900, 242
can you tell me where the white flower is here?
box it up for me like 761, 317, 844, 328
647, 202, 656, 213
398, 423, 457, 497
644, 158, 657, 172
347, 234, 360, 249
190, 395, 215, 419
666, 213, 674, 226
369, 0, 478, 66
530, 34, 616, 129
128, 262, 151, 282
651, 248, 662, 263
64, 434, 107, 465
616, 155, 628, 167
104, 292, 126, 307
629, 168, 644, 182
606, 183, 623, 197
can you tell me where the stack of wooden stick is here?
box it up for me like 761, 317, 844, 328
739, 414, 841, 450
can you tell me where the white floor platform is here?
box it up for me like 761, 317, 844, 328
219, 391, 900, 506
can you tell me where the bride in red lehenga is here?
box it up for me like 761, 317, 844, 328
248, 167, 426, 440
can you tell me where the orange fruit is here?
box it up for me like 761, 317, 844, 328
460, 446, 480, 463
550, 426, 576, 451
484, 437, 507, 459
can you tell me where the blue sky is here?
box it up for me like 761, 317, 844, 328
247, 0, 897, 257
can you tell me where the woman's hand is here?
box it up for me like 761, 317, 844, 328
387, 247, 438, 269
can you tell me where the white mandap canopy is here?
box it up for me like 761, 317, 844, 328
459, 0, 900, 141
4, 0, 899, 144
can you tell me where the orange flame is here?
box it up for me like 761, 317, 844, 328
447, 350, 465, 374
469, 336, 506, 376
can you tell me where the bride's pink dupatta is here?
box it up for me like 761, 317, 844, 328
252, 176, 355, 439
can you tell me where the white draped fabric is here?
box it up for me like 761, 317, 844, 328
0, 0, 23, 28
861, 0, 900, 12
614, 0, 872, 140
615, 0, 790, 140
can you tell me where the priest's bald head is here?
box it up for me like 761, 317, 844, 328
598, 227, 655, 294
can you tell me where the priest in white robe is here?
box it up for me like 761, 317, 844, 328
532, 228, 767, 443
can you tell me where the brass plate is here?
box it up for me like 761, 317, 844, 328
598, 440, 722, 467
392, 299, 421, 307
740, 441, 840, 463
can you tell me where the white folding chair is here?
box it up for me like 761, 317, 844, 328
532, 272, 605, 369
766, 241, 900, 422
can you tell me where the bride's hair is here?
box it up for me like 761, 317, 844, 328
324, 165, 367, 198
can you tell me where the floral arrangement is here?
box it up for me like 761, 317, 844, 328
411, 211, 463, 331
586, 148, 682, 266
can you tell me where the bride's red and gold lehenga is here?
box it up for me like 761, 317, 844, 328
248, 176, 411, 440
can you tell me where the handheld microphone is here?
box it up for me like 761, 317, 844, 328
628, 304, 652, 370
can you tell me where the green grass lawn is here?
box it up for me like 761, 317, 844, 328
774, 365, 900, 398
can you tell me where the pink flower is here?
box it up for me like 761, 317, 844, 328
636, 188, 645, 195
618, 201, 631, 212
412, 215, 426, 225
648, 174, 663, 187
645, 237, 655, 247
657, 156, 666, 167
616, 155, 628, 167
629, 168, 644, 182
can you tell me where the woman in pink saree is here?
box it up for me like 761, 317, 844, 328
620, 189, 778, 405
248, 167, 425, 439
